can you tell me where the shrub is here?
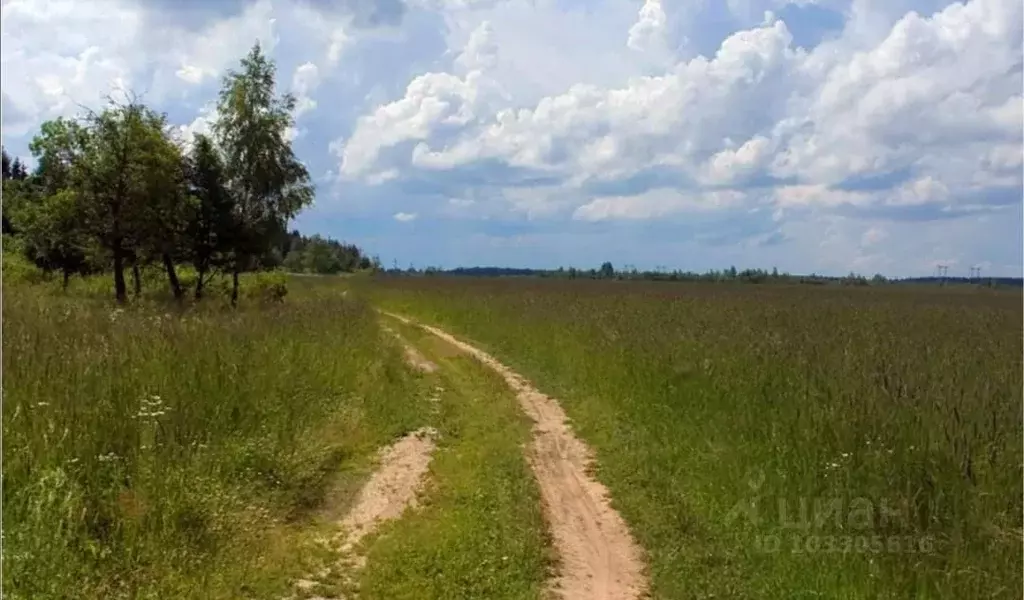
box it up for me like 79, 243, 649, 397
243, 270, 288, 304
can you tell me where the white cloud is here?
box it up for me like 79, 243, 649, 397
703, 136, 774, 185
454, 21, 498, 72
0, 0, 142, 135
0, 0, 363, 142
292, 62, 320, 119
327, 29, 352, 66
4, 0, 1022, 276
338, 0, 1021, 230
393, 211, 418, 222
627, 0, 668, 54
771, 0, 1022, 185
573, 189, 747, 221
175, 103, 218, 151
340, 20, 507, 180
168, 0, 278, 87
355, 17, 798, 184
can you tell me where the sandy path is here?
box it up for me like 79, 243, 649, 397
383, 312, 647, 600
337, 427, 437, 556
297, 427, 437, 599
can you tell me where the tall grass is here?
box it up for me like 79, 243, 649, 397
3, 280, 425, 599
366, 278, 1023, 599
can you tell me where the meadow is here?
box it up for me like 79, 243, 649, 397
365, 277, 1023, 599
2, 273, 429, 599
3, 265, 554, 599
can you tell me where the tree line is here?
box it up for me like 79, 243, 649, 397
384, 263, 894, 286
282, 231, 379, 275
1, 43, 333, 304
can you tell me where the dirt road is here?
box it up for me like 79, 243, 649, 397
383, 312, 648, 600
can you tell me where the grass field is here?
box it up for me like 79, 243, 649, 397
2, 277, 428, 599
6, 270, 1020, 599
2, 273, 553, 599
364, 277, 1023, 599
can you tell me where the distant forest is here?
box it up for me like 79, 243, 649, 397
281, 231, 377, 275
379, 263, 1023, 288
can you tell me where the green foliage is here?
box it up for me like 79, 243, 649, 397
282, 231, 369, 275
183, 133, 237, 299
243, 270, 288, 303
215, 43, 312, 224
4, 43, 355, 305
28, 118, 90, 196
214, 42, 313, 304
12, 189, 92, 286
367, 278, 1023, 599
2, 286, 424, 599
78, 100, 188, 301
2, 235, 50, 284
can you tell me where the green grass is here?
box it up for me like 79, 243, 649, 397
357, 318, 552, 599
2, 280, 427, 599
363, 278, 1023, 599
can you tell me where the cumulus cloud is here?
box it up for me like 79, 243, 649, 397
338, 0, 1022, 226
346, 16, 801, 188
339, 19, 507, 180
393, 211, 418, 222
4, 0, 1022, 275
168, 0, 278, 86
175, 103, 219, 151
0, 0, 287, 138
1, 0, 142, 135
454, 21, 498, 72
627, 0, 668, 53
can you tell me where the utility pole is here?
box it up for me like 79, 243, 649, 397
936, 264, 948, 286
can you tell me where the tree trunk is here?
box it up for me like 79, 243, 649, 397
113, 246, 128, 304
231, 270, 240, 307
132, 263, 142, 297
62, 269, 71, 290
194, 268, 206, 301
163, 253, 183, 301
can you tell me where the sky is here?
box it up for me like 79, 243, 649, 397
1, 0, 1022, 277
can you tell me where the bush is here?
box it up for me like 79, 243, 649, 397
2, 235, 50, 285
243, 270, 288, 304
